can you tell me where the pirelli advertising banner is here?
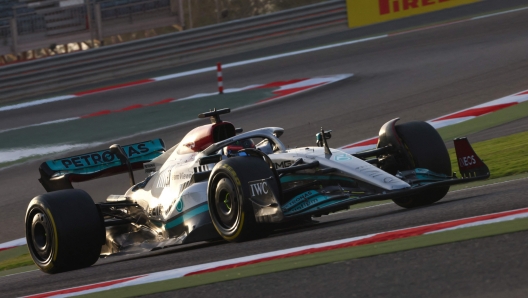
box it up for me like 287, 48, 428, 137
347, 0, 479, 28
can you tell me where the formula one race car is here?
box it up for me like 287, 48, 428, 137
25, 108, 490, 273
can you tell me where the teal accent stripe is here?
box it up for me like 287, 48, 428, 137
165, 203, 209, 230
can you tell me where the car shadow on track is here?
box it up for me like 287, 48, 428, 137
95, 239, 227, 266
433, 193, 491, 210
270, 193, 489, 237
270, 209, 406, 237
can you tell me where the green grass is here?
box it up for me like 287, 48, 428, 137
0, 253, 34, 272
0, 245, 35, 274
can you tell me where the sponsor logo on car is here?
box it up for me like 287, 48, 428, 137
334, 154, 352, 162
274, 160, 294, 169
176, 199, 184, 212
356, 165, 399, 184
283, 190, 318, 210
459, 155, 477, 167
250, 181, 269, 197
144, 162, 157, 173
156, 170, 171, 188
288, 197, 321, 213
57, 143, 151, 169
172, 172, 193, 180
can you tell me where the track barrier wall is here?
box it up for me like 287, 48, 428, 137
346, 0, 479, 28
0, 1, 347, 102
0, 0, 488, 102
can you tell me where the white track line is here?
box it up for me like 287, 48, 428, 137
471, 6, 528, 20
0, 95, 76, 113
0, 117, 79, 134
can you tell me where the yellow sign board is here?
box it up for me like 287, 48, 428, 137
347, 0, 479, 28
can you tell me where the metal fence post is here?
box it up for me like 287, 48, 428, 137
95, 2, 103, 42
187, 0, 192, 29
85, 0, 95, 47
215, 0, 220, 23
10, 18, 18, 54
178, 0, 184, 29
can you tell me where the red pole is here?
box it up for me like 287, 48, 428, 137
217, 62, 223, 94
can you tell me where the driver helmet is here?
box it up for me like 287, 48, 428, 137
225, 138, 256, 155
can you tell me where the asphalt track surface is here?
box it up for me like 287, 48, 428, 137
2, 0, 528, 296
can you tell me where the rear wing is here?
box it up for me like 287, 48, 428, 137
39, 139, 165, 192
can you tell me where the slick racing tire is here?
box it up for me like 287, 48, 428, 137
25, 189, 104, 274
392, 121, 452, 209
208, 156, 278, 242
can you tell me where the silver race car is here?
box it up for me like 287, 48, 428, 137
26, 108, 489, 273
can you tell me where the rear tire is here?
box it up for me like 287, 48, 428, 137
392, 121, 451, 208
25, 189, 104, 273
208, 156, 278, 242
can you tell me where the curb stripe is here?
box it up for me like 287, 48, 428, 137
257, 83, 326, 103
342, 137, 378, 149
25, 276, 146, 298
73, 79, 154, 96
0, 237, 27, 250
22, 207, 528, 298
341, 88, 528, 152
432, 103, 518, 121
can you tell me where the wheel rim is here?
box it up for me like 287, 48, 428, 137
214, 178, 240, 232
222, 192, 232, 212
28, 209, 54, 263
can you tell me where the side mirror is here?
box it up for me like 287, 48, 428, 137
323, 130, 332, 139
316, 128, 332, 155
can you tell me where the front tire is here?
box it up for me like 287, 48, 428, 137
392, 121, 451, 208
208, 156, 278, 242
25, 189, 104, 273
